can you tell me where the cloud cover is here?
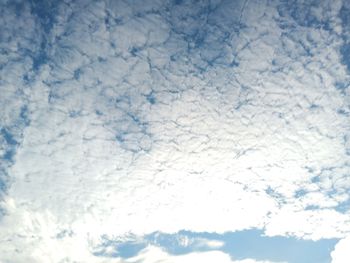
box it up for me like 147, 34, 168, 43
0, 0, 349, 262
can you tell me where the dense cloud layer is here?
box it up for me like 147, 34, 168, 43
0, 0, 349, 262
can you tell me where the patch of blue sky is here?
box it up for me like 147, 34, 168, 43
25, 0, 59, 72
19, 106, 30, 126
335, 203, 350, 213
147, 229, 338, 263
29, 0, 58, 33
0, 128, 18, 146
294, 189, 308, 198
339, 2, 350, 72
334, 82, 349, 94
3, 149, 16, 162
93, 235, 147, 259
146, 92, 156, 105
0, 107, 29, 201
0, 167, 7, 192
277, 0, 323, 28
100, 229, 338, 263
339, 44, 350, 73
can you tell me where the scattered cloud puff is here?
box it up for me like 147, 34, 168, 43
0, 0, 349, 262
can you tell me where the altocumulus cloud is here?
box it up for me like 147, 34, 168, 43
0, 0, 349, 262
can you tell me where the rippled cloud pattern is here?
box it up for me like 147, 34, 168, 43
0, 0, 350, 262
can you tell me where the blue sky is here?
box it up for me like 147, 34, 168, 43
90, 229, 338, 262
0, 0, 350, 262
123, 230, 337, 263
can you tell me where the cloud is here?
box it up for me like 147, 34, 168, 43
0, 0, 349, 262
191, 238, 225, 249
331, 236, 350, 263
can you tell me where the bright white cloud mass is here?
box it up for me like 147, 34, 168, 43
0, 0, 349, 262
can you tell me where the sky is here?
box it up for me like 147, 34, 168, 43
0, 0, 350, 262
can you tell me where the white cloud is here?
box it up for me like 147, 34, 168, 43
331, 236, 350, 263
265, 206, 350, 240
193, 238, 225, 249
0, 0, 349, 262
